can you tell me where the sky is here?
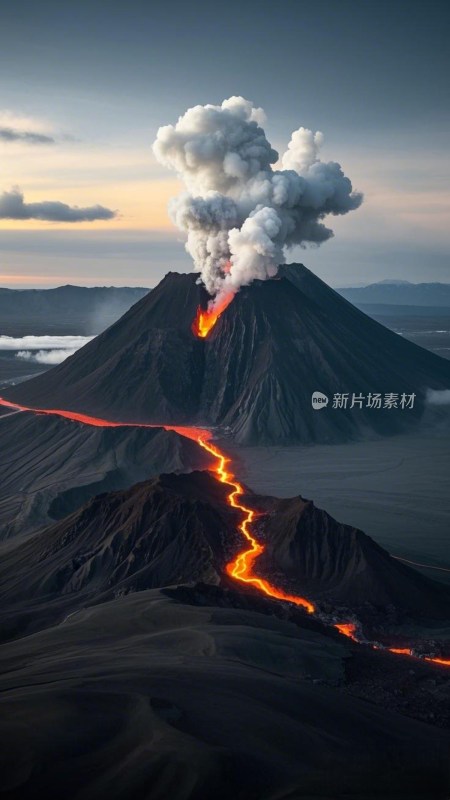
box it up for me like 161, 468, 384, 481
0, 0, 449, 289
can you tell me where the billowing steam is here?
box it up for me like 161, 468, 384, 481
153, 96, 362, 307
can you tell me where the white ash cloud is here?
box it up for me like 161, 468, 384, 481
0, 188, 116, 222
0, 335, 94, 350
153, 96, 362, 305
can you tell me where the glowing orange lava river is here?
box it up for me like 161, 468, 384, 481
0, 395, 448, 667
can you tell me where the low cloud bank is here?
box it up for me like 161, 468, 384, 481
0, 335, 94, 350
16, 348, 80, 365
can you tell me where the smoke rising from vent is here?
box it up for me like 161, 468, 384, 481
153, 96, 363, 306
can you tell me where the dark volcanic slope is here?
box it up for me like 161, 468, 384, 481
0, 589, 448, 800
2, 471, 449, 643
3, 272, 207, 422
0, 473, 235, 610
5, 266, 450, 444
260, 493, 450, 618
0, 472, 238, 640
0, 411, 209, 539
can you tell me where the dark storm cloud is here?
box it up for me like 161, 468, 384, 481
0, 126, 55, 144
0, 188, 116, 222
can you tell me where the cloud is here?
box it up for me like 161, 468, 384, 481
0, 335, 94, 350
0, 110, 56, 145
15, 348, 80, 365
0, 189, 116, 222
153, 96, 362, 307
425, 388, 450, 406
0, 127, 55, 145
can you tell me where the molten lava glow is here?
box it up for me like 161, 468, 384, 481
195, 436, 315, 613
1, 395, 449, 667
191, 292, 234, 338
0, 397, 211, 443
335, 622, 358, 641
0, 395, 313, 613
425, 656, 450, 666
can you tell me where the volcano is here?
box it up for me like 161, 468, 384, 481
4, 264, 450, 444
2, 470, 449, 644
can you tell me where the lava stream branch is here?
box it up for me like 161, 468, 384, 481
0, 395, 448, 667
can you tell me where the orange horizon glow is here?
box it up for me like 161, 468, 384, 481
192, 292, 235, 338
0, 395, 448, 668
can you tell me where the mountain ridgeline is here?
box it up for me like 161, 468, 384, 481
2, 470, 449, 644
337, 280, 450, 307
0, 284, 149, 336
5, 265, 450, 444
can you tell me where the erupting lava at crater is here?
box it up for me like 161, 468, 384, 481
192, 292, 234, 338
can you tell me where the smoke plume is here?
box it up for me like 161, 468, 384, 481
153, 96, 362, 306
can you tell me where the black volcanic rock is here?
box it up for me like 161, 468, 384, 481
2, 471, 449, 643
5, 265, 450, 444
260, 494, 450, 617
3, 272, 207, 422
1, 589, 448, 800
0, 471, 240, 640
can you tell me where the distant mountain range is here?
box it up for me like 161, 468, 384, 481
337, 280, 450, 307
0, 284, 150, 335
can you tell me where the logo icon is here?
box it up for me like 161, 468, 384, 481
312, 391, 329, 410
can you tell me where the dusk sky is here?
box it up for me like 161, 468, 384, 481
1, 0, 449, 289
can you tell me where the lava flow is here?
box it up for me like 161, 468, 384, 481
335, 622, 358, 641
0, 395, 448, 667
191, 292, 234, 338
195, 436, 315, 613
